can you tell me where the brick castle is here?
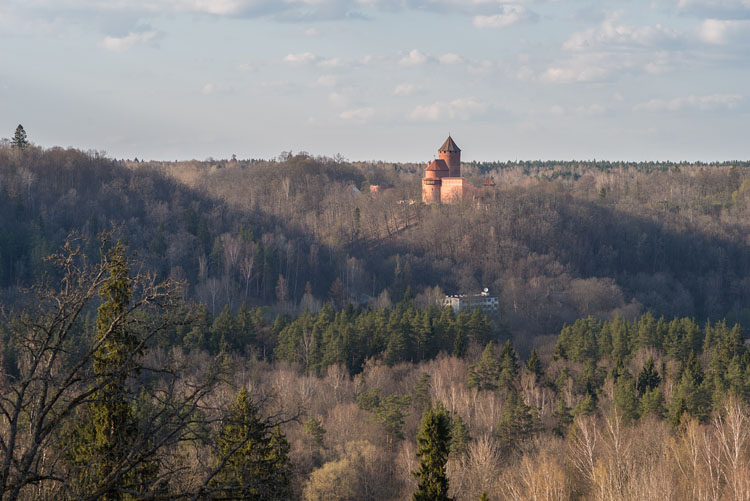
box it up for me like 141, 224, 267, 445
422, 136, 495, 204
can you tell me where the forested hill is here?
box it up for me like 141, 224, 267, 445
2, 144, 750, 343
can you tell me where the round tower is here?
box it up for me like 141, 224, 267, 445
438, 136, 461, 177
422, 159, 448, 204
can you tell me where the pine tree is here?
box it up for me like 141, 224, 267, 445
210, 388, 292, 500
613, 372, 640, 422
11, 124, 28, 148
413, 371, 432, 413
412, 406, 453, 501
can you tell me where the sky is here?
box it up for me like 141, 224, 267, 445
1, 0, 749, 162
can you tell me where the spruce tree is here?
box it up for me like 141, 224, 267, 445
211, 388, 292, 500
412, 406, 453, 501
69, 241, 153, 499
636, 356, 661, 396
11, 124, 28, 148
497, 340, 519, 390
467, 342, 500, 391
525, 347, 543, 378
496, 391, 537, 452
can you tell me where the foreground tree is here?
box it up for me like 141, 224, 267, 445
0, 238, 231, 500
412, 405, 453, 501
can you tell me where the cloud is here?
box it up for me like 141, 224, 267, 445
636, 93, 742, 111
438, 53, 464, 65
393, 83, 420, 96
473, 5, 528, 29
100, 30, 158, 51
670, 0, 750, 19
698, 19, 750, 44
399, 49, 429, 66
408, 98, 489, 121
339, 107, 375, 121
315, 75, 338, 87
540, 54, 620, 83
562, 13, 679, 51
283, 52, 318, 64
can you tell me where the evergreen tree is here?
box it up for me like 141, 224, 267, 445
412, 406, 453, 501
613, 372, 640, 422
636, 356, 661, 396
11, 124, 28, 149
413, 371, 432, 413
69, 241, 154, 499
496, 391, 537, 452
467, 342, 500, 391
497, 339, 519, 391
552, 396, 573, 436
639, 387, 666, 418
210, 388, 292, 500
525, 347, 543, 378
449, 414, 470, 458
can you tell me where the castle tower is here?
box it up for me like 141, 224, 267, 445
438, 136, 461, 178
422, 159, 448, 204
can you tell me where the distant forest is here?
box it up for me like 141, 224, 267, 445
2, 144, 749, 347
2, 141, 750, 500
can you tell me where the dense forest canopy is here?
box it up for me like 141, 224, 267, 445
2, 141, 750, 500
2, 143, 749, 343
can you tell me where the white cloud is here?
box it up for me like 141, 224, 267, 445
562, 13, 677, 51
399, 49, 428, 66
339, 107, 375, 121
473, 5, 527, 29
100, 30, 158, 51
636, 93, 742, 111
393, 83, 420, 96
698, 19, 750, 44
201, 83, 215, 95
540, 54, 618, 83
408, 98, 489, 121
549, 105, 565, 115
283, 52, 318, 64
438, 53, 463, 65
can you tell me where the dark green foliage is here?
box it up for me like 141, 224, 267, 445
613, 371, 640, 422
304, 416, 326, 449
413, 371, 432, 413
11, 124, 28, 148
449, 414, 470, 458
497, 340, 520, 391
639, 387, 666, 418
573, 393, 597, 417
467, 342, 500, 391
636, 357, 661, 396
479, 492, 490, 501
357, 389, 411, 446
552, 397, 573, 436
496, 391, 537, 452
412, 406, 453, 501
525, 348, 543, 378
68, 242, 155, 499
668, 352, 711, 426
210, 388, 292, 500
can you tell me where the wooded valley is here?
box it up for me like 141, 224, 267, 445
1, 142, 750, 499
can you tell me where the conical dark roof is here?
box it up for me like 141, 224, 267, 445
438, 136, 461, 152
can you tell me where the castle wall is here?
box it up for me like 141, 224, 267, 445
440, 177, 465, 203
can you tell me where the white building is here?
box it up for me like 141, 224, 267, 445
443, 288, 499, 316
